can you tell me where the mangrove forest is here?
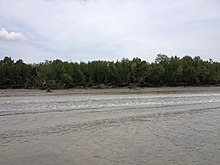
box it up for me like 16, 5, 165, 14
0, 54, 220, 89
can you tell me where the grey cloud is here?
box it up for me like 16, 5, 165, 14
0, 28, 26, 41
44, 0, 90, 3
0, 0, 220, 62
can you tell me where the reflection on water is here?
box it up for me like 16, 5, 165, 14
1, 92, 220, 116
0, 88, 220, 165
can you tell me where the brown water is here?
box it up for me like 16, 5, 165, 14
0, 87, 220, 165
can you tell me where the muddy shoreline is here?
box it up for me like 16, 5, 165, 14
1, 86, 220, 165
1, 86, 220, 96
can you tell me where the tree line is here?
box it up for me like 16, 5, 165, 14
0, 54, 220, 89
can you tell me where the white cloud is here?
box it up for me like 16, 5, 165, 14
0, 0, 220, 62
0, 28, 26, 41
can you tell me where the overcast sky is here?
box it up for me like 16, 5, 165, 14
0, 0, 220, 63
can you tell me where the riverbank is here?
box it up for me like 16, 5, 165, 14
1, 86, 220, 165
1, 86, 220, 96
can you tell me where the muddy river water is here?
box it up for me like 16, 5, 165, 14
0, 87, 220, 165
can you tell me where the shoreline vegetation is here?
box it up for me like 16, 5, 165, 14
0, 54, 220, 90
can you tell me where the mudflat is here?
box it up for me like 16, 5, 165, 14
1, 86, 220, 95
0, 87, 220, 165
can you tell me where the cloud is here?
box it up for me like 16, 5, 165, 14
0, 0, 220, 62
0, 28, 26, 41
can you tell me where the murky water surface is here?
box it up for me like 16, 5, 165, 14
0, 88, 220, 165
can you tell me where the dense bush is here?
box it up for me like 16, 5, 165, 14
0, 54, 220, 89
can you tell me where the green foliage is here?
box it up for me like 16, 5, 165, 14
0, 55, 220, 89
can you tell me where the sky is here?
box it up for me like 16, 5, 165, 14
0, 0, 220, 63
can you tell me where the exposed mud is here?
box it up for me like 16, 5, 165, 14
0, 87, 220, 165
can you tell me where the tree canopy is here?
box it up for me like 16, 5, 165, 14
0, 54, 220, 89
